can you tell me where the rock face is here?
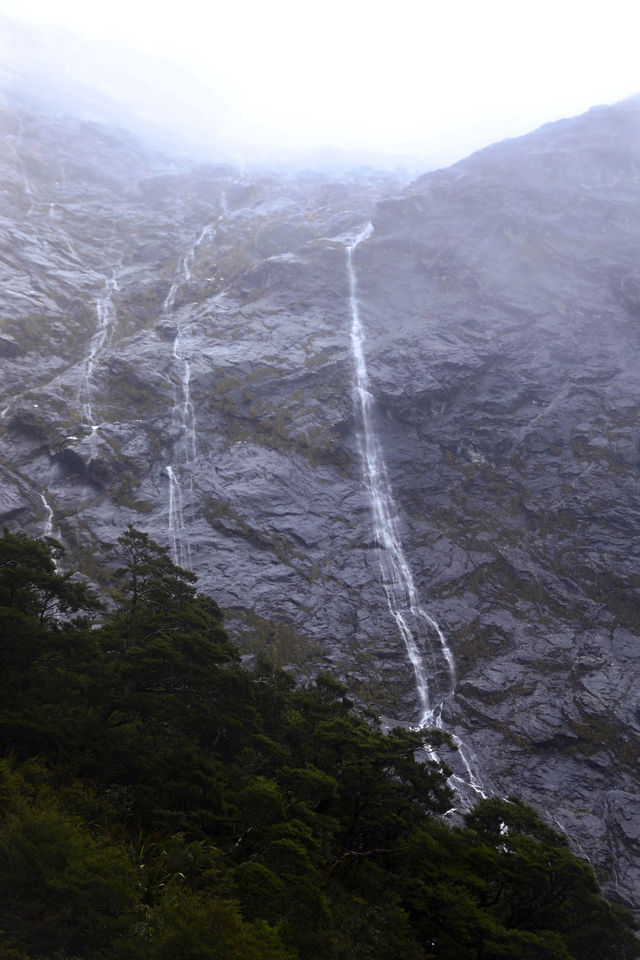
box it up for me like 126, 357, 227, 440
357, 98, 640, 906
1, 87, 640, 910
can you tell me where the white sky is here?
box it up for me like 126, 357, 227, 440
1, 0, 640, 165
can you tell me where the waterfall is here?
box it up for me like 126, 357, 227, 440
164, 223, 213, 312
40, 493, 59, 569
166, 465, 190, 569
40, 493, 54, 537
163, 225, 212, 565
165, 328, 197, 566
345, 224, 484, 804
65, 236, 80, 261
172, 330, 197, 463
77, 273, 118, 456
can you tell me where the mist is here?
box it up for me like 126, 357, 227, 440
1, 0, 640, 170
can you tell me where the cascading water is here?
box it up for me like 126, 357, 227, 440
164, 225, 212, 565
345, 224, 484, 805
166, 465, 190, 569
164, 328, 196, 568
77, 273, 118, 458
40, 493, 54, 537
40, 493, 59, 569
172, 329, 197, 464
164, 224, 213, 312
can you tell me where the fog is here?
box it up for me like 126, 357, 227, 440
1, 0, 640, 169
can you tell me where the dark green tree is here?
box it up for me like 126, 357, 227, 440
0, 529, 638, 960
0, 529, 99, 625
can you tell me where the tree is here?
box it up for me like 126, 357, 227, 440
461, 798, 640, 959
0, 529, 99, 625
0, 530, 637, 959
108, 525, 199, 647
0, 759, 138, 958
0, 530, 101, 760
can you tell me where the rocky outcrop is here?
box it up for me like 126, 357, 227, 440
1, 88, 639, 910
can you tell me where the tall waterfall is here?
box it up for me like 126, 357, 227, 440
345, 225, 484, 803
77, 273, 118, 457
40, 493, 54, 537
172, 330, 197, 464
165, 327, 196, 568
40, 493, 59, 569
166, 465, 190, 569
164, 225, 212, 566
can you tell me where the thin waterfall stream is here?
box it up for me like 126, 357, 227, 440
345, 224, 485, 806
163, 224, 213, 566
166, 325, 197, 569
166, 464, 190, 569
77, 272, 118, 459
40, 493, 59, 569
40, 493, 54, 538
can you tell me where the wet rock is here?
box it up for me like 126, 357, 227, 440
0, 470, 31, 523
0, 335, 20, 358
155, 321, 178, 340
1, 89, 640, 912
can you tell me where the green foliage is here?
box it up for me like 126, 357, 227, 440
0, 759, 138, 958
224, 607, 324, 670
149, 891, 296, 960
0, 528, 100, 624
0, 529, 637, 959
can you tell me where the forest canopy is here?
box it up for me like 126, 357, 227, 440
0, 526, 637, 959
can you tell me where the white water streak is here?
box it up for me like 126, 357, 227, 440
40, 493, 59, 569
78, 273, 118, 445
164, 223, 213, 311
347, 224, 452, 722
22, 167, 36, 217
163, 225, 212, 565
65, 236, 80, 261
40, 493, 54, 537
165, 331, 196, 564
172, 331, 198, 463
346, 224, 485, 803
166, 465, 191, 569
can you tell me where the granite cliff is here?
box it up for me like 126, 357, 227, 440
1, 88, 639, 910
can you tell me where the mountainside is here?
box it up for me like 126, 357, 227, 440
1, 87, 640, 910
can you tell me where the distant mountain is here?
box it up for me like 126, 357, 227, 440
1, 84, 640, 912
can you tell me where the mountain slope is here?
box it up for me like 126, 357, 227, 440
357, 95, 640, 904
1, 88, 639, 909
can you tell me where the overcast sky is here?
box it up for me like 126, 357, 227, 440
1, 0, 639, 167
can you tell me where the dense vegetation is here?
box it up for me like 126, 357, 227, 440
0, 527, 637, 959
